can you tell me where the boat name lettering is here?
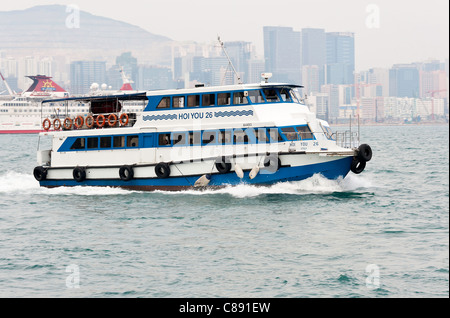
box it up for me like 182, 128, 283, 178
143, 110, 254, 121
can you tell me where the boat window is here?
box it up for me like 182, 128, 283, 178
233, 92, 248, 105
187, 95, 200, 107
157, 97, 170, 109
202, 131, 217, 145
113, 136, 125, 148
263, 89, 280, 102
290, 89, 302, 104
218, 130, 232, 144
217, 93, 231, 106
173, 96, 185, 108
281, 127, 297, 141
320, 124, 335, 140
87, 137, 98, 149
255, 128, 269, 143
248, 90, 265, 103
268, 128, 283, 142
158, 133, 171, 146
100, 136, 112, 148
70, 138, 85, 150
127, 135, 139, 148
233, 129, 249, 144
202, 94, 215, 106
296, 125, 314, 140
172, 132, 187, 146
189, 132, 201, 145
280, 88, 292, 102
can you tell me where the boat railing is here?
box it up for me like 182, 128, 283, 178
334, 130, 360, 149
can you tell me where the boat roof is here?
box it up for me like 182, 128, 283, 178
42, 83, 303, 104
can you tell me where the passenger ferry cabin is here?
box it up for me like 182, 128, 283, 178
33, 82, 372, 191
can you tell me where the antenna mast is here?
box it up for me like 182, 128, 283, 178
217, 36, 243, 85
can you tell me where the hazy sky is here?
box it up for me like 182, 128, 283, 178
2, 0, 449, 70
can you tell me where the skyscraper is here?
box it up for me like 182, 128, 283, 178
263, 26, 301, 84
70, 61, 106, 94
389, 64, 420, 98
301, 28, 326, 87
326, 32, 355, 85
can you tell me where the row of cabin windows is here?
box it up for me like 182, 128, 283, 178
158, 125, 314, 147
155, 88, 297, 110
67, 126, 314, 150
70, 135, 139, 150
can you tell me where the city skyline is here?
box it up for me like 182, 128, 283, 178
1, 0, 448, 71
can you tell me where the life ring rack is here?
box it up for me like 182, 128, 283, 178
108, 113, 118, 127
63, 117, 73, 130
119, 113, 129, 126
42, 118, 51, 131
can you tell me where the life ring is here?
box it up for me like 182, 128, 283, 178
63, 117, 72, 130
33, 166, 47, 181
119, 165, 134, 181
96, 114, 106, 128
357, 144, 372, 162
119, 113, 129, 126
155, 163, 170, 178
108, 113, 118, 127
215, 156, 231, 174
74, 116, 84, 129
73, 166, 86, 182
350, 157, 366, 174
85, 115, 94, 128
53, 118, 61, 130
263, 154, 281, 173
42, 118, 51, 131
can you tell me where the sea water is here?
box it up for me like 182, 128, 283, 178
0, 125, 448, 298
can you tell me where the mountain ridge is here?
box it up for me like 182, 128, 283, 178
0, 5, 173, 63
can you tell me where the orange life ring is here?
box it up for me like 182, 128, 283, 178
63, 117, 73, 130
42, 118, 51, 131
119, 113, 129, 126
74, 116, 84, 129
85, 115, 94, 128
53, 118, 62, 130
96, 114, 106, 128
108, 113, 118, 127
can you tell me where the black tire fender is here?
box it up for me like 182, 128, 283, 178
33, 166, 47, 181
155, 163, 171, 178
358, 144, 372, 162
73, 166, 86, 182
119, 165, 134, 181
350, 157, 366, 174
215, 157, 232, 174
263, 154, 281, 173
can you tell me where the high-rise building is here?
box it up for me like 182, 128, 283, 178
389, 64, 420, 98
326, 32, 355, 85
263, 26, 301, 84
301, 28, 326, 87
70, 61, 106, 94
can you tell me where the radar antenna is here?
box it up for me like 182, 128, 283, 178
217, 36, 243, 85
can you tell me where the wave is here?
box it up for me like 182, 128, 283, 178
0, 171, 373, 198
0, 171, 133, 196
158, 174, 374, 198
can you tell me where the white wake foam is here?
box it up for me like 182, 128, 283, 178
0, 172, 373, 198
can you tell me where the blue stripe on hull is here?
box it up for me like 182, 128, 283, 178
40, 157, 353, 190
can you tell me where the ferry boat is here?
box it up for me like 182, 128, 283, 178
33, 79, 373, 191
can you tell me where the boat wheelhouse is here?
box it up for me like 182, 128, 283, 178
33, 82, 372, 191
